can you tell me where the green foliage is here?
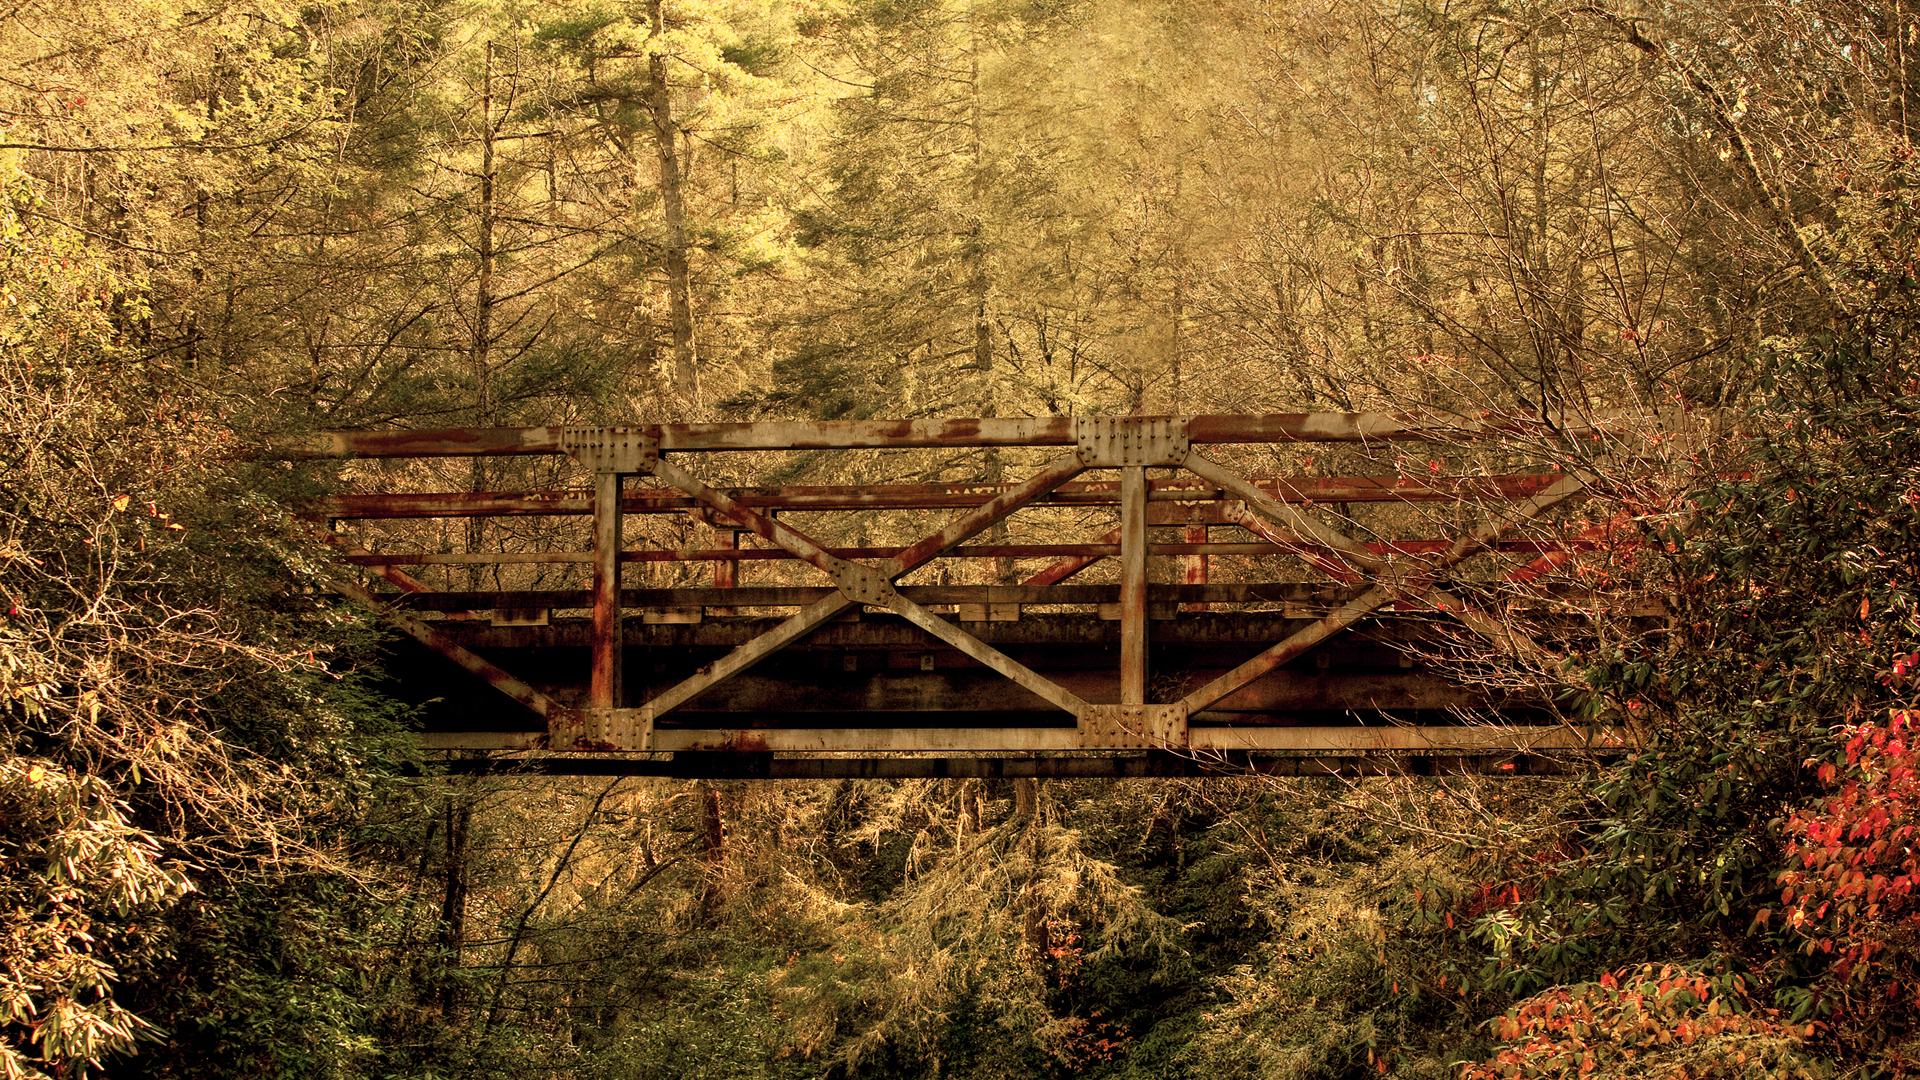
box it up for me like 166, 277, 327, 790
0, 758, 192, 1080
582, 961, 818, 1080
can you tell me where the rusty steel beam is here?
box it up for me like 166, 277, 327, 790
316, 529, 441, 596
389, 582, 1366, 611
647, 456, 848, 578
282, 412, 1613, 459
1172, 474, 1590, 712
632, 452, 1091, 726
639, 592, 858, 722
590, 471, 622, 709
286, 426, 567, 458
883, 595, 1094, 716
1183, 453, 1389, 573
331, 578, 563, 720
1177, 583, 1404, 715
711, 527, 740, 616
1023, 526, 1120, 587
415, 738, 1627, 778
1120, 466, 1148, 705
312, 474, 1574, 519
1225, 505, 1362, 585
880, 454, 1088, 577
334, 539, 1604, 568
1439, 471, 1591, 566
1424, 587, 1559, 663
628, 723, 1617, 754
650, 669, 1521, 715
1183, 520, 1209, 612
385, 581, 1646, 616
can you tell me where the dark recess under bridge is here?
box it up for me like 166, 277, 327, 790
290, 413, 1650, 778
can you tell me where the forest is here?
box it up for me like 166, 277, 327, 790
4, 0, 1920, 1076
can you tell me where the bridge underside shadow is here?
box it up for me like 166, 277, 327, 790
387, 604, 1609, 778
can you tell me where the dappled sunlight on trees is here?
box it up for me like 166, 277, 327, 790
7, 0, 1920, 1074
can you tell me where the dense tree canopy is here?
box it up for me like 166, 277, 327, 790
5, 0, 1920, 1076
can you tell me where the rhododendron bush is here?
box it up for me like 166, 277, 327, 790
1771, 706, 1920, 1049
1460, 965, 1815, 1080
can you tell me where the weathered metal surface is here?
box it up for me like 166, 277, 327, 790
1441, 471, 1591, 565
880, 453, 1085, 576
389, 582, 1366, 611
284, 426, 566, 458
1119, 466, 1149, 705
563, 427, 658, 473
641, 667, 1511, 716
1183, 453, 1389, 572
636, 592, 858, 727
884, 595, 1094, 717
419, 742, 1616, 778
618, 723, 1620, 754
450, 610, 1646, 654
589, 471, 623, 709
1223, 504, 1362, 585
620, 451, 1098, 733
1178, 584, 1403, 715
1074, 416, 1190, 467
1422, 587, 1559, 663
1023, 526, 1120, 587
646, 455, 849, 579
317, 530, 441, 595
298, 413, 1647, 773
315, 473, 1571, 519
711, 527, 740, 615
331, 578, 563, 721
334, 538, 1596, 568
1183, 519, 1209, 612
1080, 703, 1189, 749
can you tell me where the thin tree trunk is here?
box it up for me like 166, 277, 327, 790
648, 0, 697, 405
436, 792, 473, 1016
467, 45, 499, 591
696, 779, 725, 918
477, 781, 624, 1046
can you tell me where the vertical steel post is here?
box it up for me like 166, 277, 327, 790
1120, 465, 1148, 705
590, 470, 623, 708
1182, 515, 1209, 612
711, 527, 740, 616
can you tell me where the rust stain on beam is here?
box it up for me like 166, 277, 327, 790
639, 592, 857, 720
1177, 583, 1402, 715
647, 456, 852, 581
387, 582, 1376, 611
1024, 526, 1119, 586
883, 595, 1094, 717
313, 474, 1572, 520
881, 453, 1086, 577
590, 471, 623, 709
619, 724, 1624, 754
331, 578, 562, 721
1119, 466, 1148, 705
657, 669, 1515, 715
334, 539, 1597, 569
1183, 453, 1389, 573
1182, 519, 1210, 612
282, 414, 1619, 459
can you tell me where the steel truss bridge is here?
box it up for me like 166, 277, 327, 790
293, 413, 1647, 778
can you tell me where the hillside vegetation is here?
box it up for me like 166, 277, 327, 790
3, 0, 1920, 1076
